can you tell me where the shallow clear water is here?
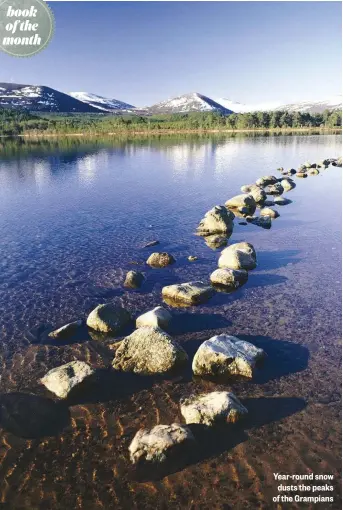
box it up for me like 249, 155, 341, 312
0, 134, 341, 509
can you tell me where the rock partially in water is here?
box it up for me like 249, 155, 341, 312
205, 235, 228, 250
180, 391, 248, 426
112, 327, 188, 375
124, 270, 145, 289
249, 186, 267, 204
192, 334, 266, 379
142, 240, 160, 248
280, 178, 296, 191
317, 159, 330, 168
48, 320, 84, 341
250, 216, 272, 229
260, 207, 280, 219
41, 361, 95, 399
274, 196, 292, 206
210, 268, 248, 289
296, 172, 308, 178
265, 183, 284, 195
256, 175, 278, 187
162, 281, 215, 306
87, 303, 131, 334
146, 252, 175, 268
225, 194, 256, 215
308, 168, 320, 175
218, 242, 257, 270
136, 306, 172, 331
197, 205, 234, 237
332, 157, 342, 167
188, 255, 198, 262
129, 423, 196, 470
240, 183, 260, 193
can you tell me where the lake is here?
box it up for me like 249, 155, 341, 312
0, 133, 341, 509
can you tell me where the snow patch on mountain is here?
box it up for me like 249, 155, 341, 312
148, 92, 232, 114
69, 91, 135, 111
216, 95, 342, 114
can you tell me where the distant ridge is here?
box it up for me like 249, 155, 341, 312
146, 92, 233, 114
69, 91, 135, 112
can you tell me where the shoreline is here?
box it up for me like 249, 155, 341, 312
0, 127, 341, 139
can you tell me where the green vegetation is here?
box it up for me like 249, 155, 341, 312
0, 107, 341, 136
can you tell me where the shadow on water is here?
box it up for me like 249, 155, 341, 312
255, 249, 301, 271
0, 393, 71, 439
132, 396, 307, 481
170, 312, 231, 335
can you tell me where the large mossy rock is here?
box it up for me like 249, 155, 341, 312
192, 334, 266, 379
225, 194, 256, 215
112, 327, 188, 375
180, 391, 248, 426
196, 205, 234, 237
86, 303, 131, 334
146, 252, 175, 268
218, 242, 257, 270
41, 361, 95, 399
162, 281, 215, 306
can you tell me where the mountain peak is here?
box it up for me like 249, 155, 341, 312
147, 92, 232, 114
69, 92, 135, 111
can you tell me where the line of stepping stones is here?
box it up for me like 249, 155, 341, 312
35, 156, 342, 474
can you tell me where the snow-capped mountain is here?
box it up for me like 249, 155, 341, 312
147, 92, 233, 114
216, 95, 342, 114
69, 91, 135, 112
0, 83, 101, 113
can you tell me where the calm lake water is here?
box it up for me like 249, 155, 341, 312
0, 133, 341, 509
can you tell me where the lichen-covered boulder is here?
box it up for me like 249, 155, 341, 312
146, 252, 175, 268
260, 207, 280, 219
225, 194, 256, 215
218, 242, 257, 270
41, 361, 95, 399
162, 281, 215, 306
210, 268, 248, 289
129, 423, 196, 468
265, 183, 284, 195
196, 205, 234, 236
112, 327, 188, 375
205, 235, 228, 250
124, 270, 145, 289
192, 334, 266, 379
48, 320, 83, 341
180, 391, 248, 426
87, 303, 131, 334
280, 178, 296, 191
136, 306, 172, 331
256, 176, 278, 187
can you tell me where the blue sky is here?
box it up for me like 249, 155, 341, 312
0, 1, 341, 106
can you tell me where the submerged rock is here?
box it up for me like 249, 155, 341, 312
180, 391, 248, 426
112, 327, 188, 375
218, 242, 257, 270
260, 207, 280, 219
146, 252, 175, 268
256, 175, 278, 187
129, 423, 196, 469
273, 196, 292, 206
196, 205, 234, 237
136, 306, 172, 331
250, 216, 272, 229
192, 334, 266, 379
87, 303, 131, 334
265, 183, 284, 195
48, 320, 83, 341
162, 281, 215, 306
143, 240, 160, 248
280, 178, 296, 191
41, 361, 95, 399
124, 270, 145, 289
225, 194, 256, 215
210, 268, 248, 289
205, 235, 228, 250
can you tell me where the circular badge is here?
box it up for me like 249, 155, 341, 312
0, 0, 54, 57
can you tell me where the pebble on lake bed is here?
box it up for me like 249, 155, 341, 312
192, 334, 266, 379
41, 361, 95, 399
180, 391, 248, 426
146, 252, 175, 268
142, 240, 160, 248
188, 255, 198, 262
